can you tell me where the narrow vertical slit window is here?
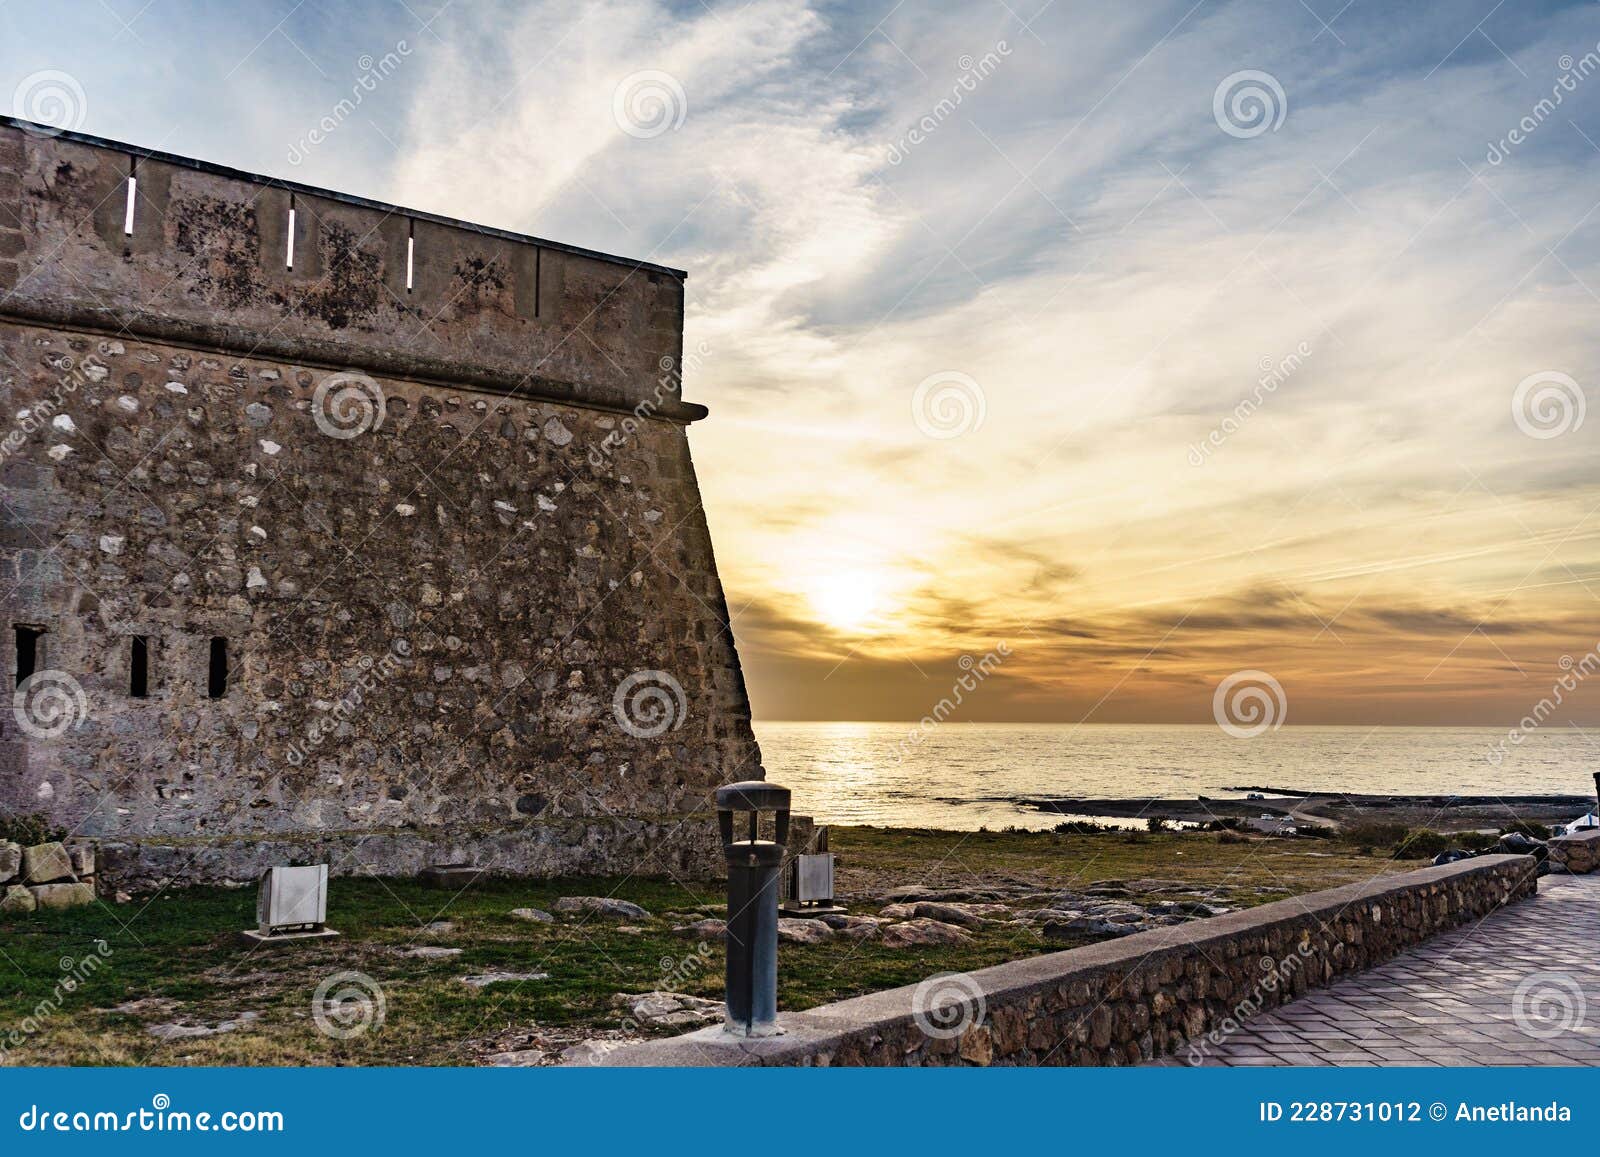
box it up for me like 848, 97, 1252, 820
130, 636, 149, 698
405, 221, 415, 292
207, 637, 228, 699
123, 157, 137, 237
14, 626, 42, 687
286, 196, 296, 270
533, 247, 541, 318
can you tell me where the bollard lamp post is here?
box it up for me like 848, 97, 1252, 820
717, 779, 790, 1037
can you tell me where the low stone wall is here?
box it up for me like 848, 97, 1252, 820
1549, 829, 1600, 874
589, 854, 1536, 1067
0, 840, 96, 914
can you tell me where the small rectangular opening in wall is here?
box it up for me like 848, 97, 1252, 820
130, 635, 149, 698
406, 223, 414, 292
207, 637, 228, 698
14, 626, 42, 687
286, 197, 296, 270
124, 158, 138, 237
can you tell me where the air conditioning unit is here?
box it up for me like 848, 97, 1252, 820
240, 865, 340, 946
780, 827, 845, 917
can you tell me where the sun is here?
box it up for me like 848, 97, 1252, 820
807, 572, 885, 632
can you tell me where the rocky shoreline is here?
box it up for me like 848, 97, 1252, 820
1019, 790, 1592, 832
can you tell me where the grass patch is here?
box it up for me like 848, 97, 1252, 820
0, 827, 1402, 1066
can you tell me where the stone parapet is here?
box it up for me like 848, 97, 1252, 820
586, 854, 1538, 1067
1549, 829, 1600, 874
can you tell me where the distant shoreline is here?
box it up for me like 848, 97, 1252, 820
1018, 791, 1592, 832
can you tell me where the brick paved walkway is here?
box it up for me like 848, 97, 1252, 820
1155, 873, 1600, 1066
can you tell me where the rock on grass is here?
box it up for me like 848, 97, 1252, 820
880, 918, 971, 948
554, 896, 650, 920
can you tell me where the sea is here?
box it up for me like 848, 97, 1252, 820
751, 722, 1597, 831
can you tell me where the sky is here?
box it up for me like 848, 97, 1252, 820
5, 0, 1600, 727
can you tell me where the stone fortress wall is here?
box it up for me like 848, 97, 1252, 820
0, 118, 761, 890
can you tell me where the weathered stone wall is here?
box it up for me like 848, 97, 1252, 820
1549, 829, 1600, 875
589, 855, 1538, 1067
0, 120, 761, 888
0, 839, 95, 913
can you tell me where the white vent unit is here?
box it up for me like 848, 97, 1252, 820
780, 827, 845, 917
240, 865, 339, 946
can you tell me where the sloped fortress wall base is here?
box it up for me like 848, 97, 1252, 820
0, 120, 761, 886
589, 855, 1538, 1067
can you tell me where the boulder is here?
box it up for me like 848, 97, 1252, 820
832, 916, 889, 940
879, 903, 919, 919
0, 841, 20, 883
554, 896, 651, 920
612, 991, 724, 1028
22, 842, 74, 885
1, 884, 36, 914
560, 1039, 627, 1066
29, 882, 94, 910
460, 971, 548, 988
66, 844, 95, 878
1042, 916, 1148, 940
777, 918, 834, 945
508, 907, 555, 923
486, 1048, 547, 1067
910, 901, 990, 928
402, 946, 462, 959
671, 919, 727, 941
881, 918, 971, 948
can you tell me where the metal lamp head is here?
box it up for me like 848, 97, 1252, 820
715, 779, 791, 849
